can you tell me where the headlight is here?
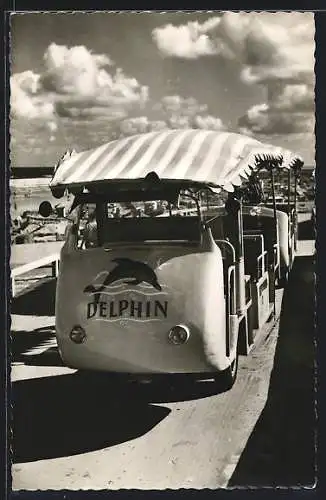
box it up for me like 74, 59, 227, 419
70, 325, 87, 344
168, 325, 190, 345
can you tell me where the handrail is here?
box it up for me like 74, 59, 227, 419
225, 263, 236, 357
257, 250, 268, 278
227, 265, 236, 316
11, 253, 60, 297
273, 243, 279, 269
214, 239, 236, 264
11, 253, 60, 278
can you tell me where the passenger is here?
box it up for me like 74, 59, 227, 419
83, 211, 98, 248
124, 205, 138, 218
113, 206, 121, 218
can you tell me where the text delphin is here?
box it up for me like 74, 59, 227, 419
87, 299, 168, 320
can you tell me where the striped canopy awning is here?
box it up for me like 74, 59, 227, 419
50, 129, 303, 194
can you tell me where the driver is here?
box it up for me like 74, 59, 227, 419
83, 211, 98, 248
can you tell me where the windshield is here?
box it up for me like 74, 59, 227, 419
67, 188, 231, 249
69, 193, 200, 248
105, 196, 198, 219
102, 193, 200, 245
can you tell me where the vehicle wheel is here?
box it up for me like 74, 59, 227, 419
226, 351, 239, 389
214, 351, 239, 392
267, 308, 275, 323
277, 270, 289, 288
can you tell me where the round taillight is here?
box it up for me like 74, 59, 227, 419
168, 325, 190, 345
70, 325, 87, 344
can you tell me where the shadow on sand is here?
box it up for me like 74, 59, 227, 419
12, 323, 230, 465
11, 325, 63, 367
229, 254, 316, 487
11, 279, 56, 316
298, 217, 315, 240
13, 239, 315, 470
12, 370, 229, 464
12, 371, 172, 463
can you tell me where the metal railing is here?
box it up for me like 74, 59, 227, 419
11, 253, 60, 298
257, 250, 268, 280
227, 265, 236, 316
214, 239, 236, 265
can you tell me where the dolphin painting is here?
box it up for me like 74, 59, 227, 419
84, 258, 162, 303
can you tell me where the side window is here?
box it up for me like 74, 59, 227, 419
201, 190, 228, 209
173, 193, 197, 215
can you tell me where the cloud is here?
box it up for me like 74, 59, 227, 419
152, 17, 222, 59
118, 94, 225, 136
40, 43, 113, 96
267, 83, 314, 112
238, 81, 315, 135
119, 116, 169, 136
10, 43, 150, 166
153, 12, 315, 137
119, 113, 225, 136
238, 103, 315, 136
10, 71, 56, 121
159, 94, 225, 131
10, 43, 149, 129
193, 114, 225, 130
216, 12, 314, 85
158, 95, 208, 116
120, 116, 152, 135
153, 12, 314, 84
167, 113, 225, 131
166, 114, 192, 129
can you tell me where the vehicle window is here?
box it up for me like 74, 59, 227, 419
65, 189, 230, 248
200, 190, 228, 209
105, 194, 198, 219
106, 201, 166, 218
101, 193, 201, 244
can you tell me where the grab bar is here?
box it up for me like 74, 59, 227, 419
214, 239, 236, 264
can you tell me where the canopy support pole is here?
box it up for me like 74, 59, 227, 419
226, 194, 245, 317
294, 171, 298, 252
287, 169, 292, 261
270, 169, 277, 317
237, 199, 246, 317
287, 169, 291, 217
97, 202, 106, 247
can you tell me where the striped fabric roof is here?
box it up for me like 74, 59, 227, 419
50, 129, 302, 193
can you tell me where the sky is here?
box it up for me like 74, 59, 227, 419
10, 11, 315, 168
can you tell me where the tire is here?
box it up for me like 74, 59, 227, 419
277, 269, 289, 288
214, 350, 239, 392
225, 351, 239, 390
267, 308, 275, 323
